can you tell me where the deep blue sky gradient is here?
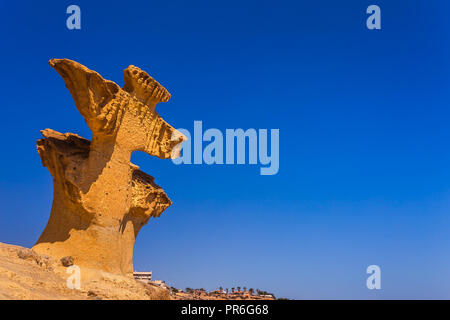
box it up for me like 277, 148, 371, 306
0, 0, 449, 299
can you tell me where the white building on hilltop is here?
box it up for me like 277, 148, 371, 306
133, 271, 152, 284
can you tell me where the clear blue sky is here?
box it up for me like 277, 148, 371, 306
1, 0, 449, 299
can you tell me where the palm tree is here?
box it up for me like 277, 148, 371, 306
219, 286, 223, 293
232, 287, 235, 293
237, 286, 241, 292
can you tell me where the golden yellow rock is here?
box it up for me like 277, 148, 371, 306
33, 59, 185, 276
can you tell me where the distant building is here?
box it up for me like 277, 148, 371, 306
153, 279, 170, 290
133, 271, 152, 284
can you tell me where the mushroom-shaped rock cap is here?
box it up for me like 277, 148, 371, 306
47, 58, 186, 159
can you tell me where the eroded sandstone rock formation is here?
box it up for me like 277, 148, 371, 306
33, 59, 185, 276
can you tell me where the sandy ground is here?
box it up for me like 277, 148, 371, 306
0, 242, 170, 300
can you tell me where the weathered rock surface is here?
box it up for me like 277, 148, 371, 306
32, 59, 184, 276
